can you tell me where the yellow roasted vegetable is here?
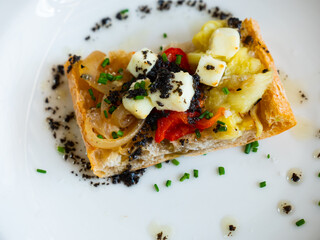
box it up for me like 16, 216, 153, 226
192, 20, 227, 51
225, 47, 264, 75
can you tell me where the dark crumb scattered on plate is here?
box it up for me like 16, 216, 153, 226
156, 231, 168, 240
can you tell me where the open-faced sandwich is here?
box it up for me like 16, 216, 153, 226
65, 18, 296, 178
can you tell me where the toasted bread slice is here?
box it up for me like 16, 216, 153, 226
65, 18, 296, 177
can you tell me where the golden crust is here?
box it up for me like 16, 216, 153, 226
65, 19, 296, 177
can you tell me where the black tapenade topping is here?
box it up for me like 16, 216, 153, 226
243, 35, 253, 45
149, 67, 174, 98
107, 90, 121, 105
206, 65, 215, 70
227, 17, 242, 31
157, 0, 173, 11
111, 168, 145, 187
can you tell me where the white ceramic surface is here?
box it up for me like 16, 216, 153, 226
0, 0, 319, 239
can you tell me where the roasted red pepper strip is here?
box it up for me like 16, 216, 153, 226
195, 107, 225, 130
163, 48, 191, 73
155, 107, 225, 143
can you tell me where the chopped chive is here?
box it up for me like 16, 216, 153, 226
134, 82, 141, 89
194, 169, 199, 178
199, 110, 210, 119
154, 184, 159, 192
117, 68, 123, 74
218, 126, 227, 132
88, 88, 96, 101
117, 130, 124, 137
244, 143, 252, 154
36, 169, 46, 174
166, 180, 172, 187
98, 77, 107, 84
97, 134, 104, 139
222, 87, 230, 95
114, 75, 123, 80
295, 219, 305, 227
267, 154, 270, 159
252, 147, 258, 152
251, 141, 259, 148
134, 96, 144, 100
318, 172, 320, 178
162, 53, 168, 62
111, 131, 118, 139
205, 113, 213, 119
218, 166, 225, 175
180, 173, 190, 182
155, 163, 162, 169
96, 102, 101, 108
120, 9, 129, 14
217, 120, 225, 125
159, 46, 163, 51
109, 105, 117, 114
106, 73, 114, 81
195, 129, 201, 138
318, 201, 320, 206
103, 110, 108, 118
171, 159, 180, 166
104, 98, 111, 104
259, 181, 266, 188
140, 81, 146, 89
175, 54, 183, 65
163, 33, 167, 38
101, 58, 110, 67
57, 146, 65, 154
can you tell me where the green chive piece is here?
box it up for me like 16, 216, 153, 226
36, 169, 47, 174
112, 131, 118, 139
97, 134, 104, 139
96, 102, 101, 108
318, 201, 320, 206
134, 96, 144, 100
163, 33, 167, 38
134, 82, 140, 89
166, 180, 171, 187
154, 184, 159, 192
159, 46, 163, 51
98, 77, 107, 84
244, 143, 252, 154
103, 110, 108, 118
140, 81, 146, 89
295, 219, 305, 227
88, 88, 96, 101
194, 169, 199, 178
318, 172, 320, 178
180, 173, 190, 182
117, 68, 123, 74
199, 110, 210, 119
171, 159, 180, 166
101, 58, 110, 67
251, 141, 259, 148
114, 75, 123, 80
109, 105, 117, 114
259, 181, 266, 188
162, 53, 168, 62
195, 129, 201, 138
117, 130, 124, 137
218, 126, 227, 132
267, 154, 270, 159
252, 147, 258, 152
222, 87, 230, 95
217, 120, 225, 125
155, 163, 162, 169
104, 98, 111, 104
106, 73, 114, 81
120, 9, 129, 14
57, 146, 65, 154
218, 166, 225, 175
175, 54, 183, 65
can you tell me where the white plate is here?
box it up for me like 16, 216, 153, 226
0, 0, 319, 239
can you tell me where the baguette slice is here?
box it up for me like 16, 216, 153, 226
65, 18, 296, 178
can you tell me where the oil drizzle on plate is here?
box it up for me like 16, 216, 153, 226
221, 216, 238, 238
287, 168, 303, 184
277, 201, 294, 215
